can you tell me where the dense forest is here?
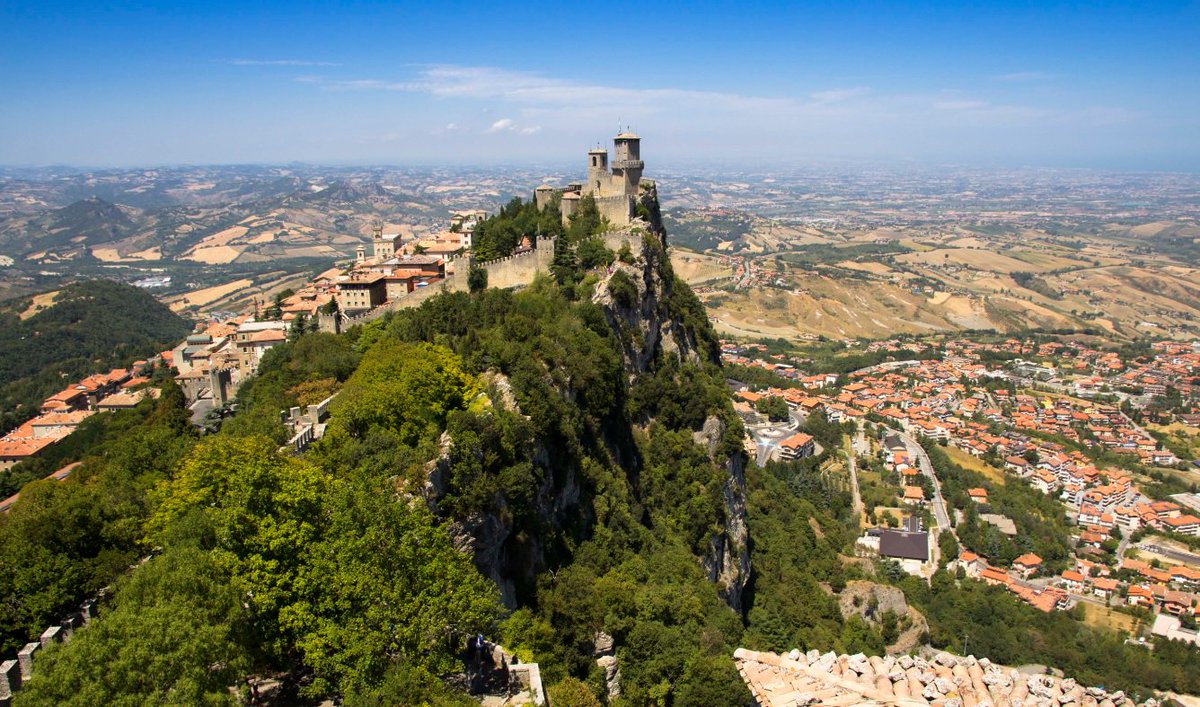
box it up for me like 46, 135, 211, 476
4, 207, 1200, 704
0, 280, 191, 435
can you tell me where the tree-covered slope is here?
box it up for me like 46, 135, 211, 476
9, 200, 1200, 705
0, 279, 191, 433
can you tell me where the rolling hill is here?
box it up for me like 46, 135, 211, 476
0, 280, 192, 434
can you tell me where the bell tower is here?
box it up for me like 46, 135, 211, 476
587, 146, 609, 196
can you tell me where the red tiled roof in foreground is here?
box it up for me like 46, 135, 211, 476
734, 648, 1140, 706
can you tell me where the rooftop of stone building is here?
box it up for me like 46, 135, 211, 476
734, 648, 1147, 707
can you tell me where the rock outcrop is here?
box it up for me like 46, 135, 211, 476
421, 198, 750, 614
591, 229, 708, 376
592, 223, 751, 611
837, 580, 930, 655
693, 414, 751, 612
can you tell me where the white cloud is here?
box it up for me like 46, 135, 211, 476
810, 87, 870, 104
302, 65, 837, 117
284, 64, 1145, 162
483, 118, 542, 135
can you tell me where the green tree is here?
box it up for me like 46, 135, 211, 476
576, 237, 615, 270
551, 235, 579, 287
546, 677, 601, 707
675, 655, 754, 707
566, 194, 606, 243
147, 435, 333, 660
288, 313, 309, 342
754, 395, 789, 421
468, 260, 488, 293
327, 341, 479, 444
293, 475, 500, 697
15, 548, 250, 707
344, 663, 475, 707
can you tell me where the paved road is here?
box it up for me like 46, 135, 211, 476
756, 439, 777, 467
1138, 543, 1200, 566
1117, 534, 1132, 560
844, 424, 864, 518
898, 429, 953, 534
847, 360, 924, 377
1024, 576, 1108, 608
736, 256, 753, 289
749, 413, 800, 467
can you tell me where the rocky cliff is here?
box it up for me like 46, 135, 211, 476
420, 194, 751, 614
591, 211, 751, 612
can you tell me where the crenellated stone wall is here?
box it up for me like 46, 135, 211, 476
341, 229, 647, 324
0, 582, 115, 703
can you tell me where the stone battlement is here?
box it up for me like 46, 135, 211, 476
337, 227, 649, 326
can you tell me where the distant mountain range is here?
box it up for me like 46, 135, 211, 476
0, 197, 139, 253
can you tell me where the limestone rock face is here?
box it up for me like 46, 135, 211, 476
422, 386, 582, 609
591, 230, 706, 377
422, 216, 750, 613
835, 580, 929, 654
597, 655, 621, 699
593, 632, 614, 657
837, 580, 909, 621
690, 414, 751, 611
593, 228, 751, 612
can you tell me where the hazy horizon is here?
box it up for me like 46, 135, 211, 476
2, 2, 1197, 171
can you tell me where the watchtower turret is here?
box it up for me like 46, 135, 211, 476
611, 132, 643, 197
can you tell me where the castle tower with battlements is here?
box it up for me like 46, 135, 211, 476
548, 132, 648, 227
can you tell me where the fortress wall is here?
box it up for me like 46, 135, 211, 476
361, 231, 636, 319
601, 230, 640, 255
595, 195, 634, 226
384, 240, 553, 313
479, 239, 555, 290
393, 270, 468, 309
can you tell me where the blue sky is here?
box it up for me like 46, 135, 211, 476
1, 1, 1197, 169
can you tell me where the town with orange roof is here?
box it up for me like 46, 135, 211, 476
726, 334, 1200, 638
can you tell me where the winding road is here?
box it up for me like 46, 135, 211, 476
897, 429, 953, 534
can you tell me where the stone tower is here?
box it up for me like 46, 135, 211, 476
611, 132, 643, 197
538, 133, 649, 227
371, 225, 394, 261
587, 147, 609, 195
534, 184, 555, 211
